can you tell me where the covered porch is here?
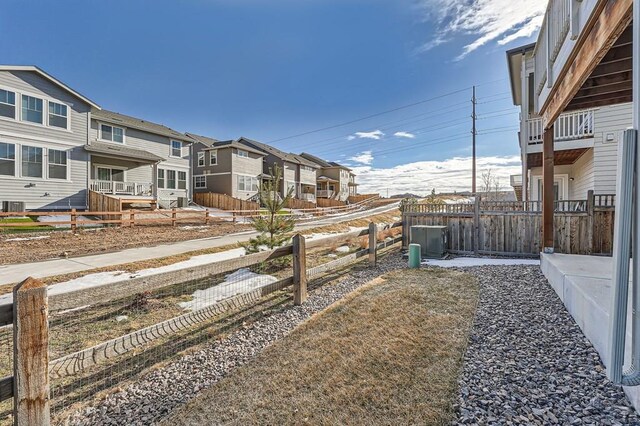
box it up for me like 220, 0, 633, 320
299, 183, 316, 202
84, 141, 162, 198
317, 176, 338, 199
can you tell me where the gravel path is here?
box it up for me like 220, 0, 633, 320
455, 264, 640, 425
64, 254, 407, 426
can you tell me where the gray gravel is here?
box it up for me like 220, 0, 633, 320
455, 264, 640, 425
64, 254, 406, 426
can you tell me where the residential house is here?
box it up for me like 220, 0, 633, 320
506, 41, 630, 203
0, 65, 100, 210
186, 134, 265, 200
90, 110, 192, 208
236, 138, 318, 202
299, 152, 357, 202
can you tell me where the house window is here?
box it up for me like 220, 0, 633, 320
97, 167, 124, 182
101, 124, 124, 143
0, 142, 15, 176
194, 175, 206, 189
167, 170, 176, 189
237, 175, 258, 192
301, 165, 314, 172
0, 89, 16, 119
197, 152, 205, 167
237, 149, 249, 158
158, 169, 165, 188
21, 145, 43, 178
48, 149, 67, 179
21, 95, 43, 124
48, 102, 68, 129
178, 171, 187, 189
209, 150, 217, 165
171, 141, 182, 158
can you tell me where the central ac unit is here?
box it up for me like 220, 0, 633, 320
410, 225, 448, 259
2, 201, 26, 213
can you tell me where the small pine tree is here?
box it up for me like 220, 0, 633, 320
243, 163, 296, 254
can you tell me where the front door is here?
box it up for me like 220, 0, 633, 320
97, 167, 125, 182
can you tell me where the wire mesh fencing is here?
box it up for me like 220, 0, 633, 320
0, 222, 403, 424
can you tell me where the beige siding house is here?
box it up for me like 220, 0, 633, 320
187, 134, 265, 200
0, 66, 99, 210
90, 110, 192, 208
299, 152, 357, 202
506, 45, 629, 203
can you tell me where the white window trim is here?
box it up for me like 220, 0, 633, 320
197, 151, 205, 167
0, 141, 17, 178
0, 85, 72, 133
47, 148, 70, 180
20, 94, 45, 126
170, 140, 183, 158
0, 88, 17, 121
47, 101, 71, 131
177, 170, 187, 190
531, 174, 569, 202
209, 150, 218, 165
236, 174, 259, 192
20, 144, 45, 179
98, 122, 126, 144
236, 149, 249, 158
194, 175, 207, 189
94, 165, 128, 183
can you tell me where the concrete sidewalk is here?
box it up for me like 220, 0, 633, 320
0, 202, 399, 285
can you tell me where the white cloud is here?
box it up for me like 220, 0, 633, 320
349, 130, 385, 140
352, 155, 520, 195
349, 150, 374, 165
394, 131, 416, 139
418, 0, 546, 59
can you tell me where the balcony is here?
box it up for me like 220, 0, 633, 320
526, 109, 595, 152
90, 180, 153, 196
300, 193, 316, 202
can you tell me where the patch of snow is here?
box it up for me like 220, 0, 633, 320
38, 215, 102, 228
56, 305, 91, 315
115, 315, 129, 322
179, 225, 210, 230
335, 246, 350, 253
4, 235, 50, 242
421, 257, 540, 268
179, 269, 277, 311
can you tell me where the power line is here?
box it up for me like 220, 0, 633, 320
266, 87, 472, 144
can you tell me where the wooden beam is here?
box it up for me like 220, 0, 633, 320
568, 94, 634, 110
542, 126, 555, 252
292, 234, 307, 305
573, 80, 633, 100
541, 0, 633, 128
13, 277, 49, 426
589, 59, 632, 79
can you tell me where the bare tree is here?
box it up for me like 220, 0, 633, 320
480, 169, 503, 200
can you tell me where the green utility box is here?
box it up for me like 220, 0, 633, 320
409, 225, 448, 259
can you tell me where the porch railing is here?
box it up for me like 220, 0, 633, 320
90, 180, 153, 196
317, 190, 335, 199
300, 193, 316, 202
534, 0, 571, 94
527, 109, 595, 144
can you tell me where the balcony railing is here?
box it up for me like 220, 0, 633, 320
300, 193, 316, 202
526, 109, 595, 145
317, 190, 335, 199
90, 180, 153, 196
534, 0, 571, 95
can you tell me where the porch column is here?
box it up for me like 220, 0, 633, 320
152, 162, 159, 199
542, 124, 555, 253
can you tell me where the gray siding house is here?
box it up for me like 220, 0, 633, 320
0, 66, 100, 210
187, 134, 265, 200
236, 138, 318, 202
90, 110, 192, 208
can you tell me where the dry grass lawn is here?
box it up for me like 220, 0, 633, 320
163, 267, 478, 426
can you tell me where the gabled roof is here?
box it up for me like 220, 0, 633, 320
236, 138, 317, 168
505, 43, 536, 106
0, 65, 101, 109
186, 133, 266, 156
300, 152, 351, 171
93, 109, 190, 141
84, 141, 164, 163
328, 161, 352, 171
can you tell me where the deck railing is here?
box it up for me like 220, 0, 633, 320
90, 180, 153, 196
534, 0, 571, 95
317, 190, 335, 199
527, 109, 595, 144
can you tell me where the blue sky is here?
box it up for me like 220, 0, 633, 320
1, 0, 545, 195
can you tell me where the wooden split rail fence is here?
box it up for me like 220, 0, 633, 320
402, 191, 615, 257
0, 221, 402, 424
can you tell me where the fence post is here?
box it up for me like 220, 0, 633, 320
369, 222, 377, 266
13, 277, 49, 426
293, 234, 307, 305
586, 189, 595, 255
474, 194, 481, 255
129, 210, 135, 228
171, 208, 177, 227
70, 208, 77, 233
204, 209, 210, 225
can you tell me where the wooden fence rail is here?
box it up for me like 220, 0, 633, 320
402, 191, 615, 257
0, 221, 402, 422
194, 192, 260, 212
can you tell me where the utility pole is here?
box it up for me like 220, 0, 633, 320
471, 85, 477, 194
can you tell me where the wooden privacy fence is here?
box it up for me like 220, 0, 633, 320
402, 191, 615, 257
284, 198, 316, 210
347, 194, 379, 204
194, 192, 260, 211
317, 198, 346, 208
0, 221, 402, 423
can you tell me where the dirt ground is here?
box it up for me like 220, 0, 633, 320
0, 221, 250, 265
163, 268, 478, 426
